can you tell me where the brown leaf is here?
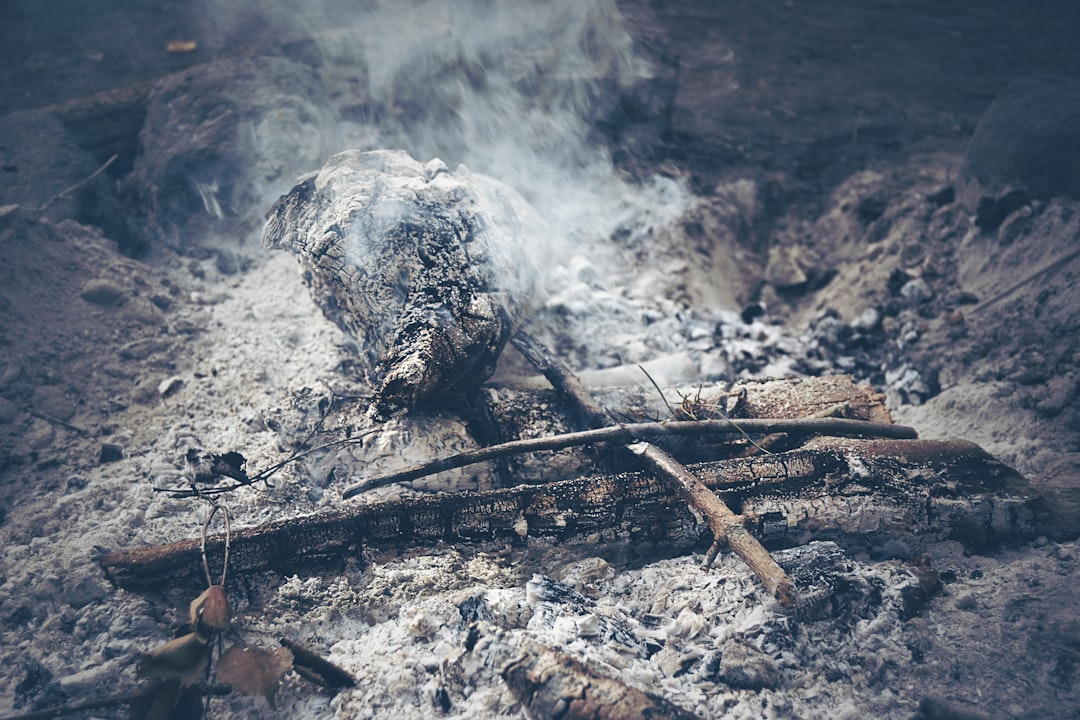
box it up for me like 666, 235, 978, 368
137, 633, 210, 687
189, 585, 231, 636
217, 642, 294, 707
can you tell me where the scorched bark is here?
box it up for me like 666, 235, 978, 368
262, 149, 536, 420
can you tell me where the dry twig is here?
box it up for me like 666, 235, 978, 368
510, 331, 799, 608
341, 416, 916, 496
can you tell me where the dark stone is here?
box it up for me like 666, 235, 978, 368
974, 189, 1029, 232
740, 302, 766, 324
887, 268, 911, 296
856, 195, 888, 224
962, 75, 1080, 202
99, 442, 123, 464
926, 186, 955, 207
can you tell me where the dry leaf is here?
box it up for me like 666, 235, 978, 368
189, 585, 231, 637
166, 40, 198, 53
217, 642, 294, 707
137, 632, 210, 687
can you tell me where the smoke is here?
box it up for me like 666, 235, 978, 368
206, 0, 698, 366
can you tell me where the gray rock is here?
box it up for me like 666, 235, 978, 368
99, 443, 123, 464
962, 75, 1080, 202
716, 641, 780, 690
900, 278, 935, 304
79, 278, 126, 306
31, 385, 76, 420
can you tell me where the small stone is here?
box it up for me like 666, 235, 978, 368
954, 593, 977, 610
926, 186, 955, 207
765, 245, 808, 288
716, 641, 780, 690
24, 419, 55, 450
0, 395, 19, 424
850, 307, 881, 332
1034, 375, 1077, 418
119, 337, 173, 361
99, 443, 123, 464
158, 376, 184, 398
900, 278, 935, 304
79, 278, 126, 306
31, 385, 76, 420
131, 377, 161, 405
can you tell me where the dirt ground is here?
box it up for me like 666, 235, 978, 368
1, 1, 1079, 719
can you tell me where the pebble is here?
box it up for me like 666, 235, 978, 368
157, 376, 184, 398
954, 593, 977, 610
79, 278, 126, 306
119, 337, 173, 361
130, 377, 161, 405
716, 641, 781, 690
900, 278, 935, 304
24, 419, 56, 449
99, 443, 124, 463
0, 395, 19, 424
32, 385, 76, 420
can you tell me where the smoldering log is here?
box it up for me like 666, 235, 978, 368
98, 439, 1042, 591
263, 149, 539, 420
511, 329, 798, 606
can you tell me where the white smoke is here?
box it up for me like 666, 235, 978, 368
207, 0, 700, 368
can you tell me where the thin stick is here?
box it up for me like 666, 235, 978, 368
159, 428, 379, 499
340, 416, 916, 497
28, 410, 91, 437
34, 154, 119, 215
200, 503, 232, 587
510, 331, 798, 608
970, 246, 1080, 314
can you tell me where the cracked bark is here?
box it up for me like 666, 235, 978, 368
509, 331, 799, 607
98, 438, 1040, 592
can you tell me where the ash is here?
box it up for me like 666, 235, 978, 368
2, 1, 1080, 719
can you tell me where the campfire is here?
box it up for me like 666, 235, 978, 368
1, 2, 1078, 720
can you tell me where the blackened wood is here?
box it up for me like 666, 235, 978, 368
493, 626, 703, 720
510, 331, 797, 607
98, 439, 1038, 592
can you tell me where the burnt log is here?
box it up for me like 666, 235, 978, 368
98, 439, 1040, 592
263, 149, 538, 419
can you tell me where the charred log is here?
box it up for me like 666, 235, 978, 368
263, 149, 537, 420
98, 439, 1040, 592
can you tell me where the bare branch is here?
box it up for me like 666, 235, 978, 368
511, 330, 798, 608
341, 416, 916, 497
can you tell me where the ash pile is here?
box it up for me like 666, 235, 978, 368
1, 2, 1079, 720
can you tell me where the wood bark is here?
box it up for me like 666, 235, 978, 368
477, 623, 703, 720
509, 331, 798, 607
98, 438, 1041, 592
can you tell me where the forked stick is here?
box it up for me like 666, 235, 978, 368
510, 331, 798, 608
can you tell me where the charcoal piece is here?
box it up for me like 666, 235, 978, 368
264, 149, 536, 419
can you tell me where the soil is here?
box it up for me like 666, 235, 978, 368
1, 2, 1079, 719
